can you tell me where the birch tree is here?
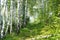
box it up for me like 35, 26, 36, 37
10, 0, 13, 34
1, 0, 6, 38
5, 0, 9, 35
22, 0, 26, 27
16, 0, 21, 34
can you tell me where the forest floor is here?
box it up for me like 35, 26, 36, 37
3, 21, 60, 40
2, 16, 60, 40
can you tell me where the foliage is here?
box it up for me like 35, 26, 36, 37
0, 0, 60, 40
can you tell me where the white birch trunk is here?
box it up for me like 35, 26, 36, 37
5, 0, 9, 35
10, 0, 13, 34
16, 0, 20, 33
1, 0, 6, 38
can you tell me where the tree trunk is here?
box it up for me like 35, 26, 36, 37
22, 0, 26, 27
10, 0, 13, 34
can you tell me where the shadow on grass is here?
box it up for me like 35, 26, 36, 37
18, 22, 45, 39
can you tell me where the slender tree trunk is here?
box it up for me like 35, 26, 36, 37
5, 0, 9, 35
22, 0, 26, 27
25, 0, 28, 25
10, 0, 13, 34
17, 0, 21, 34
1, 0, 7, 38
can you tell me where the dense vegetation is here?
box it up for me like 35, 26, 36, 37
0, 0, 60, 40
